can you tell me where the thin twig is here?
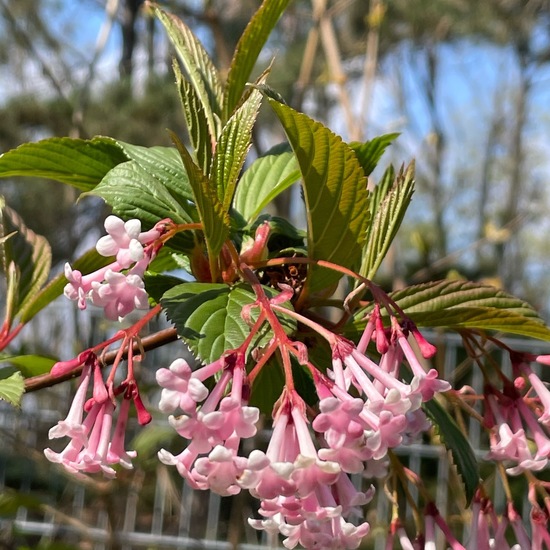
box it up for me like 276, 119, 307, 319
24, 327, 179, 393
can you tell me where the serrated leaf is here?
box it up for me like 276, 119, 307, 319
91, 160, 191, 222
233, 144, 300, 223
0, 369, 25, 407
174, 61, 213, 174
0, 354, 57, 377
113, 141, 196, 206
0, 200, 51, 321
0, 136, 127, 191
153, 5, 222, 140
369, 164, 395, 221
144, 272, 187, 304
161, 282, 296, 364
170, 132, 230, 274
386, 280, 550, 340
267, 99, 369, 293
19, 248, 112, 322
223, 0, 291, 119
423, 397, 479, 504
361, 162, 414, 279
350, 133, 400, 177
213, 86, 264, 212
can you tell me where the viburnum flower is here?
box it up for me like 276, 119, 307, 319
63, 215, 166, 320
45, 353, 144, 476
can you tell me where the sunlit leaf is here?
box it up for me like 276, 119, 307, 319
267, 99, 369, 293
223, 0, 291, 119
174, 61, 213, 174
0, 137, 127, 191
170, 132, 230, 269
233, 144, 300, 223
153, 5, 223, 140
361, 162, 414, 279
0, 369, 24, 407
213, 85, 264, 212
353, 280, 550, 340
350, 133, 400, 177
161, 282, 296, 364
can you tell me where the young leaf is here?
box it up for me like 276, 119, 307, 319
153, 5, 223, 140
223, 0, 291, 119
174, 61, 213, 174
0, 137, 127, 191
161, 282, 296, 364
267, 99, 369, 294
361, 162, 414, 279
349, 132, 400, 177
170, 132, 230, 269
0, 199, 51, 321
212, 86, 264, 212
233, 144, 300, 223
423, 397, 479, 504
0, 369, 25, 407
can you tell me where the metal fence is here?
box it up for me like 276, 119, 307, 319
1, 301, 550, 549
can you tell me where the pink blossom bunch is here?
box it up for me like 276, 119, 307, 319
44, 351, 148, 477
64, 216, 166, 320
156, 353, 261, 495
484, 352, 550, 475
152, 284, 452, 549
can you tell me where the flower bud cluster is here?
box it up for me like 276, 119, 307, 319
44, 351, 148, 477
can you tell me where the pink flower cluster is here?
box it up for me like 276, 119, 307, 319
64, 216, 165, 320
155, 297, 451, 549
485, 353, 550, 475
44, 351, 149, 477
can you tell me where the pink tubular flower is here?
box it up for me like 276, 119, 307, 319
157, 352, 261, 496
45, 354, 138, 476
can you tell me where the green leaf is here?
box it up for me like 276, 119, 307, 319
233, 144, 300, 223
161, 282, 296, 364
0, 137, 127, 191
174, 61, 213, 174
0, 354, 57, 377
19, 248, 112, 323
213, 86, 264, 212
0, 489, 44, 516
361, 162, 414, 279
0, 199, 52, 321
170, 132, 230, 268
144, 272, 188, 304
90, 160, 195, 229
350, 133, 400, 177
0, 369, 25, 407
423, 397, 479, 504
153, 5, 223, 140
223, 0, 291, 119
267, 99, 369, 293
389, 280, 550, 340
